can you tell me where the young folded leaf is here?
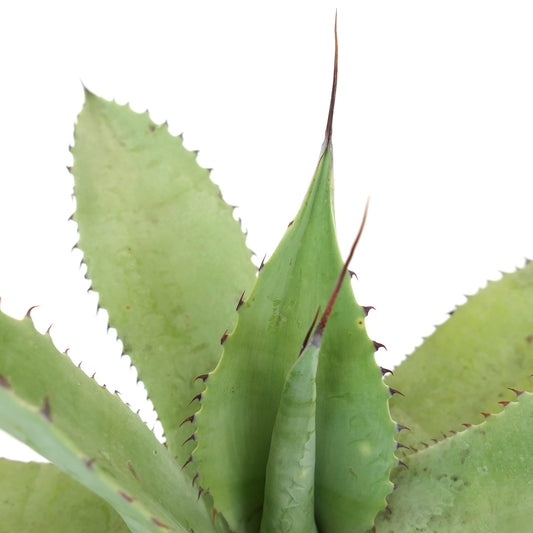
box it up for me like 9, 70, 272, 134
261, 201, 369, 533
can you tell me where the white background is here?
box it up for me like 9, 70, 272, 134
1, 2, 532, 461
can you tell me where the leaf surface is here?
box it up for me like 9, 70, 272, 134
388, 261, 533, 451
71, 90, 256, 462
0, 459, 128, 532
0, 310, 223, 533
375, 392, 533, 532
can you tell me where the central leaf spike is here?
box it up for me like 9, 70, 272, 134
322, 10, 338, 155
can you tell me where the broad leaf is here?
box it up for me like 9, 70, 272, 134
375, 392, 533, 532
388, 261, 533, 451
0, 310, 223, 533
195, 140, 395, 532
0, 459, 128, 532
71, 90, 256, 463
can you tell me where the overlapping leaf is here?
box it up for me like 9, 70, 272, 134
0, 310, 222, 532
194, 138, 395, 532
375, 392, 533, 532
388, 261, 533, 451
0, 459, 128, 532
71, 90, 256, 464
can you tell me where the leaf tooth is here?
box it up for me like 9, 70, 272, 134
25, 305, 39, 319
389, 387, 404, 397
188, 393, 202, 406
236, 290, 246, 311
258, 254, 266, 272
195, 373, 209, 383
220, 329, 229, 345
396, 423, 411, 432
0, 374, 11, 389
498, 400, 511, 407
192, 472, 199, 487
397, 460, 408, 469
179, 414, 195, 427
480, 412, 491, 418
373, 340, 387, 351
462, 422, 472, 427
380, 367, 394, 376
181, 455, 193, 471
508, 387, 524, 397
362, 305, 375, 316
182, 433, 196, 447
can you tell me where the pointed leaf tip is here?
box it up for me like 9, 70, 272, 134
322, 11, 338, 153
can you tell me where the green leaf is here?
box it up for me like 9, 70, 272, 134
0, 309, 223, 533
260, 331, 320, 533
71, 89, 256, 463
195, 137, 395, 531
375, 392, 533, 532
388, 261, 533, 451
0, 459, 128, 532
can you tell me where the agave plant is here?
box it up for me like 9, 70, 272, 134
1, 19, 532, 533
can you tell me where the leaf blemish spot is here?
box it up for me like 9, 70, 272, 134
40, 395, 52, 422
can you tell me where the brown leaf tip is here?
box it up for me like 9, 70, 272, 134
322, 11, 338, 152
